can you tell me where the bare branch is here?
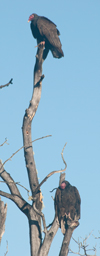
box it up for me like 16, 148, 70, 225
33, 202, 47, 234
93, 233, 100, 240
61, 142, 67, 168
59, 172, 66, 186
0, 180, 30, 195
0, 135, 52, 170
70, 232, 97, 256
82, 230, 93, 244
4, 241, 8, 256
34, 142, 67, 196
0, 191, 14, 201
15, 182, 30, 193
34, 168, 66, 198
69, 247, 83, 255
0, 79, 13, 89
69, 246, 96, 256
0, 188, 32, 217
0, 161, 31, 216
0, 160, 21, 197
0, 138, 9, 147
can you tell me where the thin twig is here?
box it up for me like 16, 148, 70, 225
4, 241, 8, 256
0, 135, 52, 169
33, 142, 67, 196
83, 231, 93, 243
33, 202, 47, 233
0, 138, 9, 147
0, 79, 13, 89
15, 182, 30, 193
50, 187, 57, 192
93, 234, 100, 240
69, 247, 96, 256
71, 233, 97, 256
72, 236, 81, 245
33, 169, 66, 197
61, 142, 67, 168
69, 248, 84, 255
0, 180, 30, 194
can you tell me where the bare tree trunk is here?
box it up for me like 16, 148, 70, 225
22, 45, 45, 255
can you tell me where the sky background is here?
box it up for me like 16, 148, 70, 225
0, 0, 100, 255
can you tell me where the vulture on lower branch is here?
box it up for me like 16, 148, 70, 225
54, 180, 81, 234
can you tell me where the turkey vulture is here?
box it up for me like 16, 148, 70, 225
28, 13, 64, 59
54, 180, 81, 234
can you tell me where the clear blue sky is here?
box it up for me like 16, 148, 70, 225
0, 1, 100, 255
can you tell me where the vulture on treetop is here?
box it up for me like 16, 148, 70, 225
54, 180, 81, 234
28, 13, 64, 59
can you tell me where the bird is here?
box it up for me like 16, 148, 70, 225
28, 13, 64, 59
54, 180, 81, 234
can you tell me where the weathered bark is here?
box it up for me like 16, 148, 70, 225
22, 45, 45, 255
59, 220, 79, 256
59, 228, 73, 256
0, 160, 31, 216
38, 217, 59, 256
22, 45, 44, 197
0, 197, 7, 243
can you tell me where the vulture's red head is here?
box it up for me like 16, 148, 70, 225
28, 14, 39, 22
60, 182, 66, 190
28, 14, 34, 22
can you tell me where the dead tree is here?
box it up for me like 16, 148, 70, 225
0, 45, 79, 256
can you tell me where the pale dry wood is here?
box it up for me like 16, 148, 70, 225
0, 197, 7, 243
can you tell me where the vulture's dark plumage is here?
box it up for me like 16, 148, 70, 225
28, 13, 64, 59
54, 181, 81, 234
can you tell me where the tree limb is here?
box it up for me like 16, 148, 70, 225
1, 135, 52, 169
59, 220, 79, 256
33, 202, 47, 234
33, 142, 67, 196
0, 79, 13, 89
59, 228, 73, 256
0, 138, 9, 147
33, 169, 66, 197
70, 232, 96, 256
0, 160, 31, 216
38, 217, 59, 256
